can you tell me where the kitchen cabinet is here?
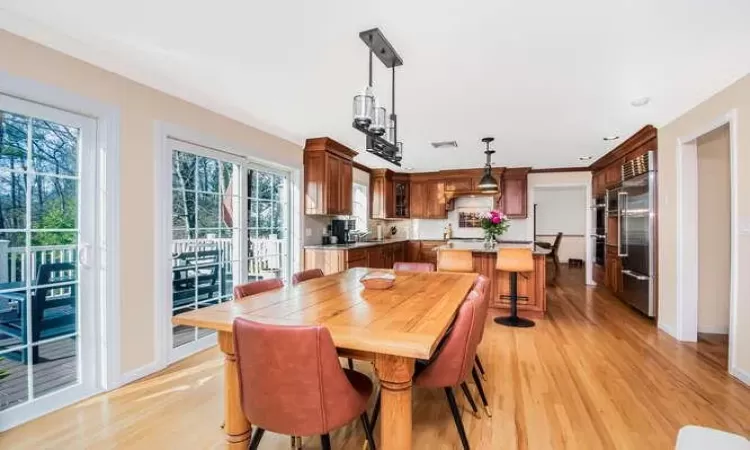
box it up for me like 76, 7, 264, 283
406, 241, 421, 262
370, 169, 410, 219
604, 161, 622, 188
304, 137, 357, 215
410, 176, 446, 219
304, 249, 346, 275
472, 252, 547, 314
605, 246, 622, 294
501, 168, 530, 218
593, 171, 606, 197
304, 242, 407, 274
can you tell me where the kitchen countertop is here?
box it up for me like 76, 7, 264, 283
437, 240, 552, 256
304, 238, 411, 250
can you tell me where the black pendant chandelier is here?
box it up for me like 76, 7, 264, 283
352, 28, 403, 166
477, 137, 499, 193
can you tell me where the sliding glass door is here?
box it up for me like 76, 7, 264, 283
0, 95, 96, 416
168, 139, 291, 359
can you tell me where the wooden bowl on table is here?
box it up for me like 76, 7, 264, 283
359, 271, 396, 290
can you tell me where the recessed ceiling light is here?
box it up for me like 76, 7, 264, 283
631, 97, 651, 107
578, 156, 593, 161
603, 135, 620, 141
403, 166, 414, 171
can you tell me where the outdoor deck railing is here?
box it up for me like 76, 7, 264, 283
0, 237, 287, 284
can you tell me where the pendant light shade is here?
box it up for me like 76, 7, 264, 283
369, 104, 387, 136
352, 86, 375, 127
478, 137, 499, 193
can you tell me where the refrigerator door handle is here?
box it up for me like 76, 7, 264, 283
622, 269, 650, 281
617, 191, 628, 257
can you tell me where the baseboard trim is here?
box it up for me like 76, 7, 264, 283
658, 321, 677, 339
697, 326, 730, 335
116, 360, 165, 388
730, 367, 750, 387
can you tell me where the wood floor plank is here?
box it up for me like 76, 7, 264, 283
2, 267, 749, 449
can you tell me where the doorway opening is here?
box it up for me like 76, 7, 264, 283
696, 124, 731, 370
675, 110, 740, 382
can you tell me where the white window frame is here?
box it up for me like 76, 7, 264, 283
0, 71, 120, 431
352, 182, 369, 232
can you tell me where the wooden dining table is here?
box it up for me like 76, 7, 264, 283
172, 267, 478, 450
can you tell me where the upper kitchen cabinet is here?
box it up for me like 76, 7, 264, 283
591, 125, 657, 192
371, 169, 410, 219
501, 167, 530, 218
304, 137, 357, 215
410, 173, 446, 219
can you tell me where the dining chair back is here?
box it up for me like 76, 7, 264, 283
292, 269, 324, 285
472, 275, 489, 341
233, 278, 283, 300
232, 319, 375, 439
437, 249, 474, 273
414, 290, 482, 389
393, 262, 435, 272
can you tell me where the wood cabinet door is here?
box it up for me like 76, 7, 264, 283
339, 159, 353, 215
406, 241, 421, 262
502, 177, 527, 218
347, 257, 368, 269
410, 181, 427, 218
326, 155, 341, 214
444, 177, 473, 192
426, 181, 446, 218
368, 247, 384, 268
393, 180, 409, 218
393, 242, 405, 263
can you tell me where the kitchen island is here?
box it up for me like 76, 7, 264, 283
437, 241, 551, 317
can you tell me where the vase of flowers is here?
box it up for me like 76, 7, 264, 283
480, 210, 510, 248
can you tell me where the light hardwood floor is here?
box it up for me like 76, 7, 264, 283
2, 267, 749, 449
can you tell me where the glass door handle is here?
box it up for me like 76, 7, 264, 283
79, 243, 92, 268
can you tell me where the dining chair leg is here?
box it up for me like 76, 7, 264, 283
445, 387, 471, 450
474, 354, 487, 381
369, 389, 382, 430
460, 382, 480, 418
360, 411, 377, 450
348, 358, 354, 370
249, 427, 265, 450
472, 367, 491, 418
321, 433, 332, 450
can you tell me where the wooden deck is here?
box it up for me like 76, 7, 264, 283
0, 337, 77, 411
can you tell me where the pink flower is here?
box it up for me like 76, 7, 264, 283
492, 216, 500, 224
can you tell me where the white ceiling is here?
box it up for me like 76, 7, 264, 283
1, 0, 749, 171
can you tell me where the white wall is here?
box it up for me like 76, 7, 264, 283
533, 185, 588, 262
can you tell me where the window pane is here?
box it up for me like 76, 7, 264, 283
247, 170, 257, 199
0, 171, 26, 230
0, 289, 28, 351
31, 119, 78, 177
0, 232, 28, 286
172, 151, 196, 191
196, 157, 219, 193
172, 190, 195, 230
29, 264, 77, 345
259, 201, 273, 228
0, 348, 29, 411
0, 111, 29, 171
196, 194, 220, 229
32, 336, 78, 398
30, 231, 77, 248
258, 172, 272, 200
31, 176, 77, 230
221, 162, 236, 192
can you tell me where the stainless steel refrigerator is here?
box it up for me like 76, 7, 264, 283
618, 152, 656, 317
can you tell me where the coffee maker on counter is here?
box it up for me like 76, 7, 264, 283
331, 219, 356, 244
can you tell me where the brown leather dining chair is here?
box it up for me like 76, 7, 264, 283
233, 319, 377, 450
393, 262, 435, 272
469, 275, 492, 417
437, 249, 474, 273
292, 268, 324, 285
370, 289, 485, 450
233, 278, 284, 300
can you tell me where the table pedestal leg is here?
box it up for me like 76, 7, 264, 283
374, 355, 415, 450
218, 331, 252, 449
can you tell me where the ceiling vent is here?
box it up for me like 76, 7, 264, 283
430, 140, 458, 149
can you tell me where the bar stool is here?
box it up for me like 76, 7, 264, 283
437, 249, 474, 273
494, 248, 535, 328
